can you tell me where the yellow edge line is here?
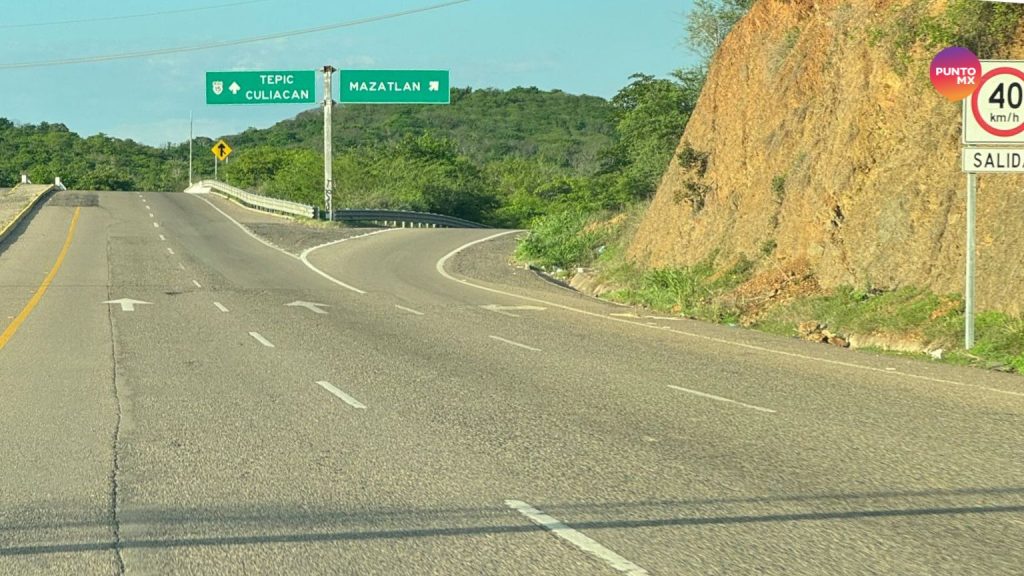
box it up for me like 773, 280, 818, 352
0, 207, 81, 351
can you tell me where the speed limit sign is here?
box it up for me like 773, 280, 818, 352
963, 60, 1024, 144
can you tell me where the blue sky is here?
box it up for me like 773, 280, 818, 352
0, 1, 699, 146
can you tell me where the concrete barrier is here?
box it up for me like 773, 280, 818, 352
0, 184, 57, 246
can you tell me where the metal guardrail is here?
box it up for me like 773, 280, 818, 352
331, 209, 490, 229
194, 179, 316, 219
188, 180, 488, 228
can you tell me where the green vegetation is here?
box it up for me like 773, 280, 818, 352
755, 286, 1024, 373
870, 0, 1024, 72
0, 119, 188, 191
515, 210, 614, 269
604, 253, 754, 324
685, 0, 756, 62
771, 174, 786, 204
230, 87, 615, 171
0, 87, 619, 227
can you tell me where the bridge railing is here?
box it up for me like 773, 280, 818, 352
186, 180, 489, 228
189, 180, 316, 219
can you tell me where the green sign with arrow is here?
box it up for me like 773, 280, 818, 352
339, 70, 450, 104
206, 70, 316, 105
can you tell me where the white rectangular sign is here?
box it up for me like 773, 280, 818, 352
963, 60, 1024, 144
962, 148, 1024, 172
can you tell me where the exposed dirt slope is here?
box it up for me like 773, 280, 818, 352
628, 0, 1024, 313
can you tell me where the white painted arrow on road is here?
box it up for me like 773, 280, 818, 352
287, 301, 329, 315
103, 299, 151, 312
481, 304, 547, 317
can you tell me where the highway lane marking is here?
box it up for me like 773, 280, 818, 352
149, 213, 154, 218
489, 335, 541, 352
214, 302, 229, 313
166, 248, 175, 255
298, 230, 397, 295
249, 332, 275, 348
316, 381, 367, 409
395, 304, 425, 316
505, 500, 648, 575
195, 194, 294, 254
286, 301, 329, 315
0, 208, 81, 352
194, 193, 397, 295
667, 385, 776, 414
192, 280, 202, 288
437, 233, 1024, 400
153, 222, 160, 228
159, 234, 166, 241
178, 263, 186, 270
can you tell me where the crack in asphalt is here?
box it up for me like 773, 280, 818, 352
105, 235, 126, 575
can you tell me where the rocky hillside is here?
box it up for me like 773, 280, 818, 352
627, 0, 1024, 314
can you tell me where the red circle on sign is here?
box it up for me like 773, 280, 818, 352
972, 67, 1024, 137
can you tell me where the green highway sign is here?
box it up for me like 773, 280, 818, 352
206, 70, 316, 105
339, 70, 450, 104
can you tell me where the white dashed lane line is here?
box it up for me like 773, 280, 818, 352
505, 500, 648, 575
249, 332, 274, 348
316, 381, 367, 409
395, 304, 425, 316
667, 385, 776, 414
489, 335, 541, 352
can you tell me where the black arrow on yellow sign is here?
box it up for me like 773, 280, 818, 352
211, 139, 232, 161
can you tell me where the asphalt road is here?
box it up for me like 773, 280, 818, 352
1, 190, 1022, 575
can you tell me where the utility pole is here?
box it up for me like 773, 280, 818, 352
322, 65, 336, 221
188, 111, 194, 185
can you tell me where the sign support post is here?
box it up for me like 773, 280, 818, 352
960, 59, 1024, 350
965, 171, 977, 349
322, 65, 336, 221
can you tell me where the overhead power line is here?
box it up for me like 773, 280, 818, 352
0, 0, 275, 30
0, 0, 472, 70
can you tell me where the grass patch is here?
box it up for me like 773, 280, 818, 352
756, 285, 955, 338
755, 285, 1024, 372
604, 253, 754, 324
515, 208, 623, 270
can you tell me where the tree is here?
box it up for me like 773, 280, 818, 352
684, 0, 755, 62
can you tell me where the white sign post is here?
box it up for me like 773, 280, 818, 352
961, 60, 1024, 349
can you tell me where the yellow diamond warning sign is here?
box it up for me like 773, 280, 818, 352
211, 139, 232, 161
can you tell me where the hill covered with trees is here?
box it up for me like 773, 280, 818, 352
1, 79, 698, 228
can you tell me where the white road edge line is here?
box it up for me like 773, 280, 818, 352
316, 381, 367, 409
195, 194, 293, 255
249, 332, 274, 348
667, 385, 776, 414
395, 304, 425, 316
194, 194, 394, 295
214, 302, 229, 313
489, 335, 541, 352
192, 280, 202, 288
505, 500, 648, 576
298, 230, 397, 295
436, 232, 1024, 400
